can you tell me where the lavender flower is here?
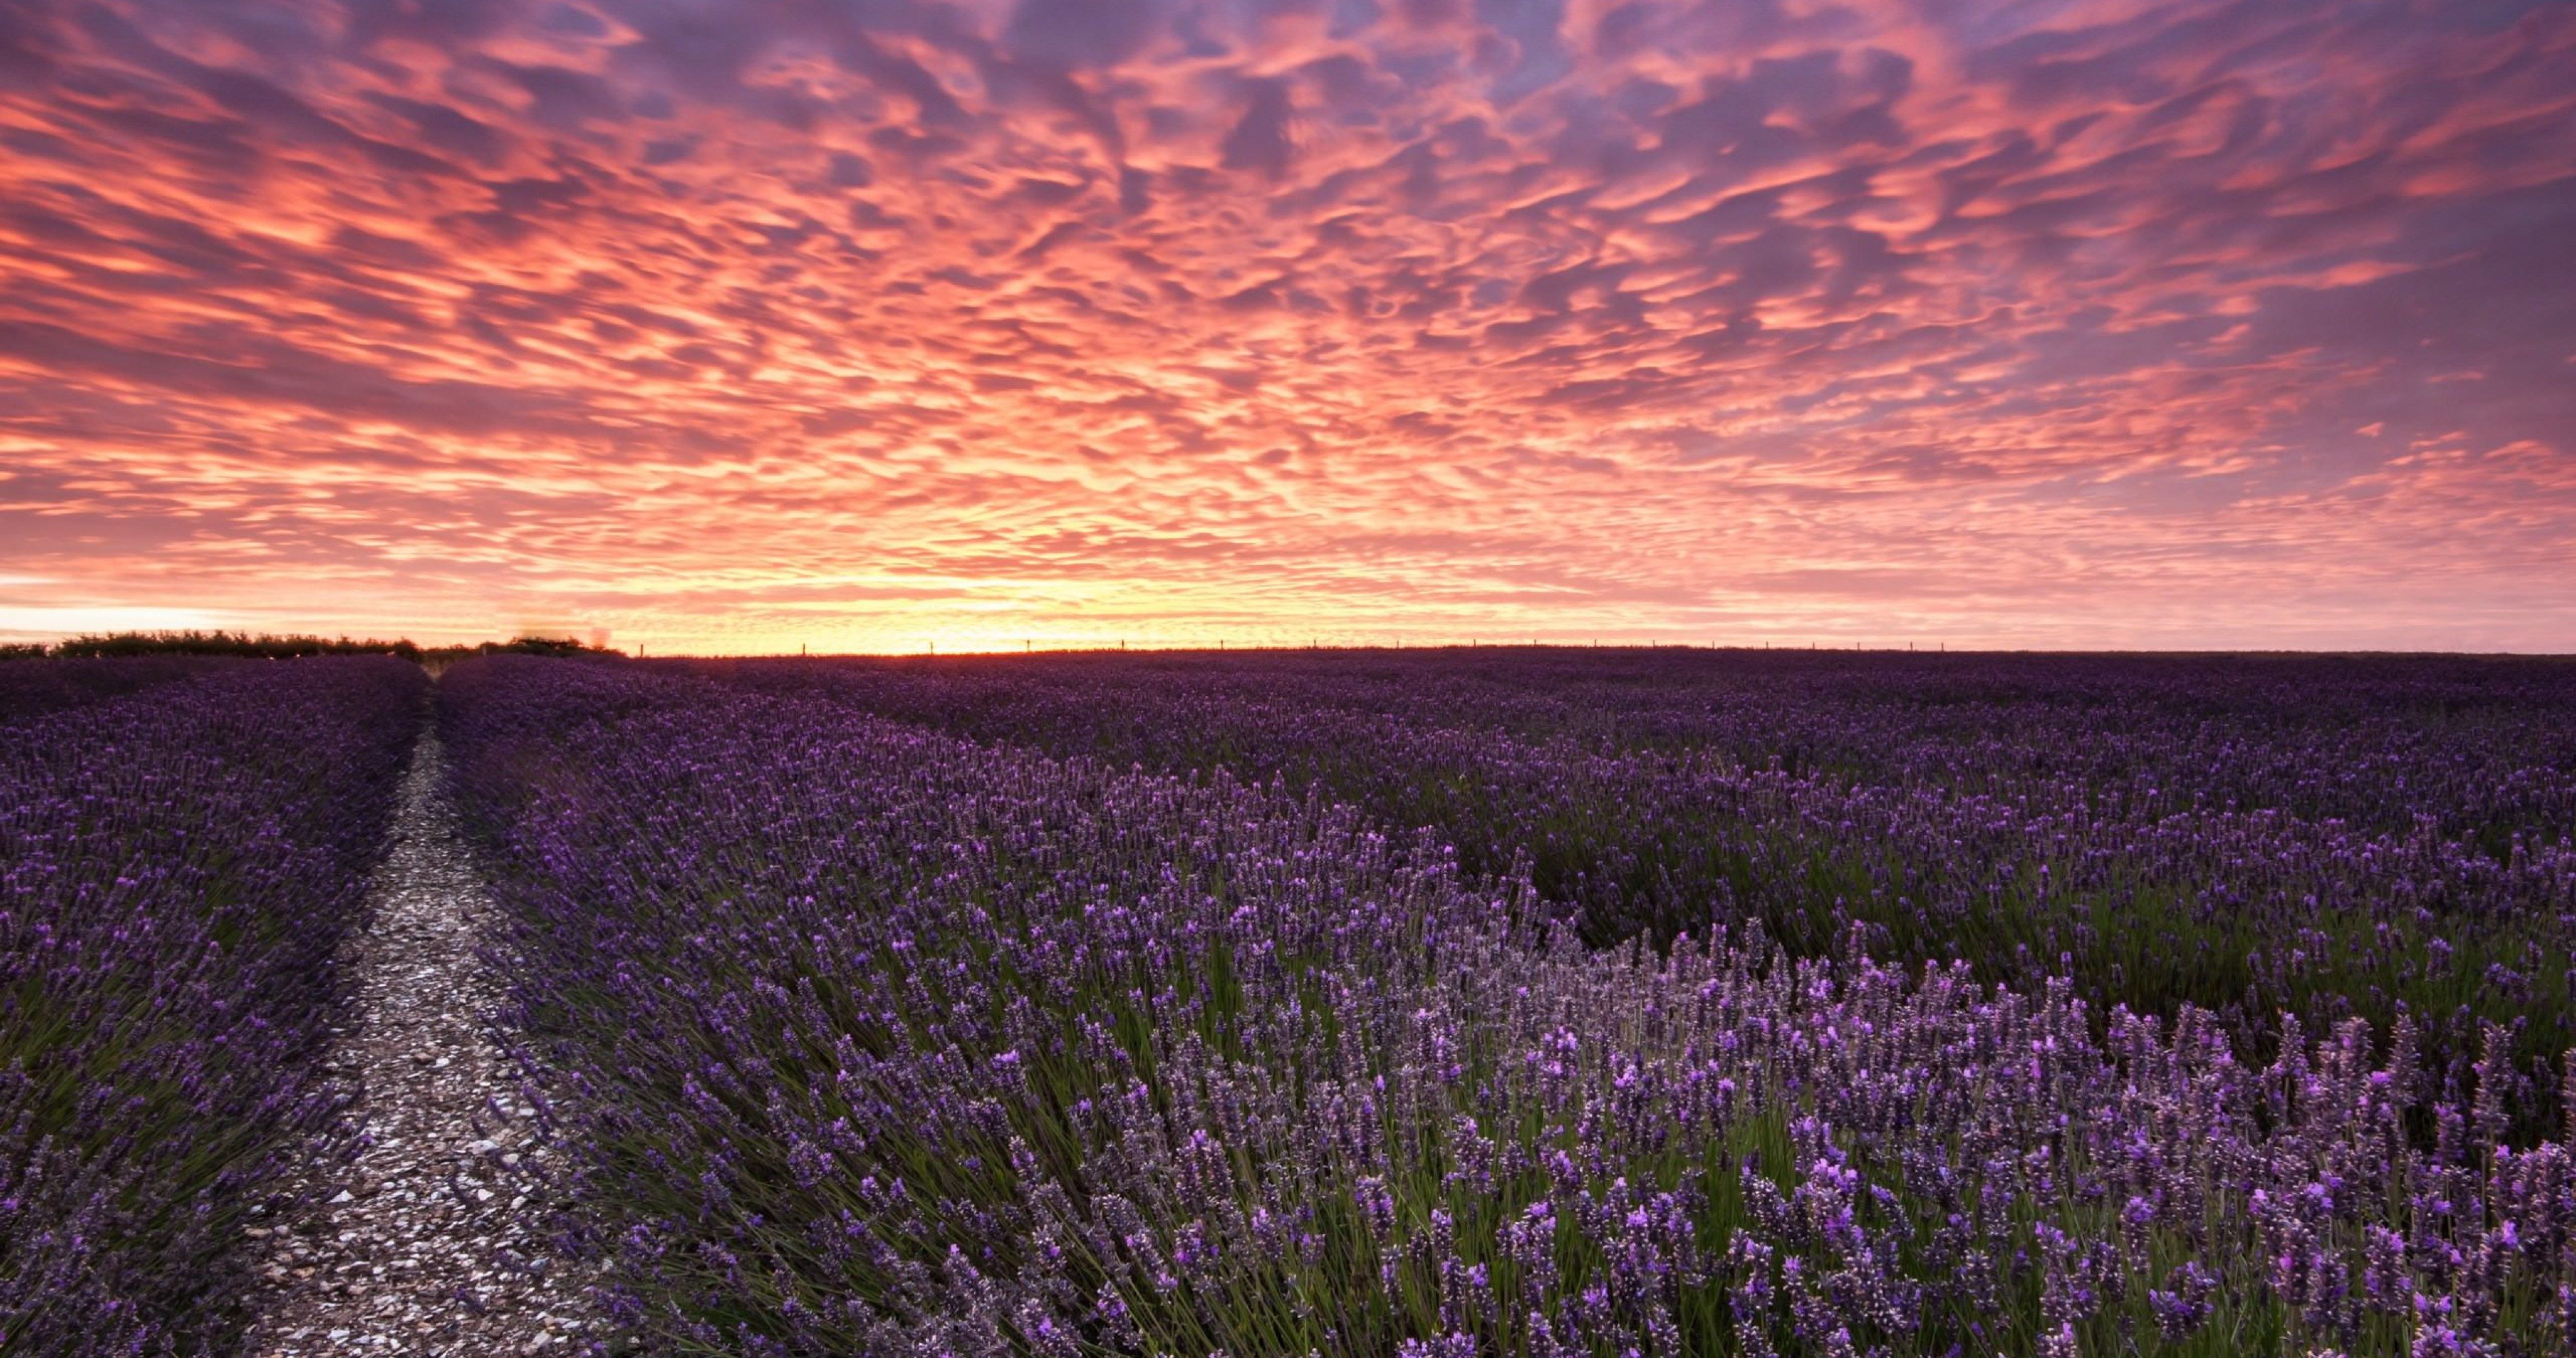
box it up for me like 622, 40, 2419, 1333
1, 656, 425, 1355
434, 653, 2576, 1356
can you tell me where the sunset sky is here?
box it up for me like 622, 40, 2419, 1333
2, 0, 2572, 654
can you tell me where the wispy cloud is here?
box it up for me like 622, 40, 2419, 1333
1, 0, 2570, 650
0, 604, 230, 638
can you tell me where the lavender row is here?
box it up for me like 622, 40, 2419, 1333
0, 653, 233, 725
0, 656, 428, 1355
680, 651, 2576, 842
684, 653, 2576, 1138
448, 655, 2576, 1355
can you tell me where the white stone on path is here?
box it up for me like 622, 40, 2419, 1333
245, 724, 600, 1358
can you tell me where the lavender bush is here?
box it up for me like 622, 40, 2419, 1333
449, 655, 2576, 1356
0, 654, 231, 725
0, 657, 426, 1355
688, 652, 2576, 1139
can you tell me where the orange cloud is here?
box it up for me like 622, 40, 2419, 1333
1, 0, 2572, 652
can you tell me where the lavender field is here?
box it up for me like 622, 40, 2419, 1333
9, 649, 2576, 1357
2, 657, 426, 1354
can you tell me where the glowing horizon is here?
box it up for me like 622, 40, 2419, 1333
4, 0, 2573, 656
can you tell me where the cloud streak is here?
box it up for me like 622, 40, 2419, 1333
1, 0, 2572, 650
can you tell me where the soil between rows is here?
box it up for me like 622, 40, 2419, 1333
244, 729, 597, 1358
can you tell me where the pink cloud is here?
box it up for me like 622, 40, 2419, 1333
0, 0, 2571, 651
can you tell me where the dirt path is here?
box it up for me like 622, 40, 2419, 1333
245, 728, 596, 1357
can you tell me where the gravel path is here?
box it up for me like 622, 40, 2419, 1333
246, 727, 597, 1357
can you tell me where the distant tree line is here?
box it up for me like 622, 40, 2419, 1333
0, 631, 621, 661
